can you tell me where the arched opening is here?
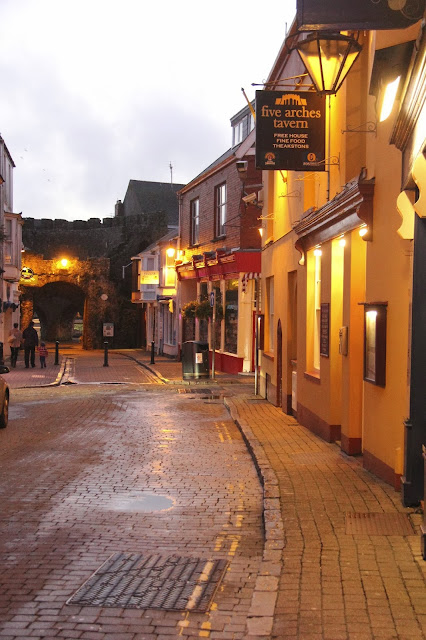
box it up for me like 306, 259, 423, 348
33, 281, 85, 342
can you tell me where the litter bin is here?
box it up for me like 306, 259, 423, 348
182, 341, 210, 380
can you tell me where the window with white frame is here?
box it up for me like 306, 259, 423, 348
190, 198, 200, 245
215, 183, 227, 237
163, 303, 176, 345
4, 219, 12, 264
233, 121, 244, 146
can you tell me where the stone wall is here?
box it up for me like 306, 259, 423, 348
21, 213, 169, 348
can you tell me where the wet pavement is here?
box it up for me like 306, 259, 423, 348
0, 345, 425, 639
0, 370, 263, 639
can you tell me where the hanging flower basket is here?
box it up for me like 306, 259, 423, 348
182, 299, 224, 322
182, 300, 198, 320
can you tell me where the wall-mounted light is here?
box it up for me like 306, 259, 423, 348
258, 227, 264, 238
339, 235, 346, 247
379, 75, 401, 122
166, 247, 176, 258
359, 225, 368, 237
293, 32, 362, 95
313, 247, 322, 257
57, 258, 69, 269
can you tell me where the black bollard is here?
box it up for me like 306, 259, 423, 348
150, 340, 155, 365
103, 341, 109, 367
55, 341, 59, 365
0, 341, 4, 365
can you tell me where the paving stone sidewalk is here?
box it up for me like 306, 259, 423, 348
224, 395, 426, 640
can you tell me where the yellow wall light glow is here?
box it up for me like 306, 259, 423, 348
380, 76, 401, 122
313, 247, 322, 257
166, 247, 176, 258
59, 258, 69, 268
359, 226, 368, 237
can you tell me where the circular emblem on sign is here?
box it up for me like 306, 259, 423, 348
21, 267, 34, 279
307, 152, 317, 162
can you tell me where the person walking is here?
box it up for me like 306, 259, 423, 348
8, 323, 22, 368
38, 342, 48, 368
22, 321, 39, 368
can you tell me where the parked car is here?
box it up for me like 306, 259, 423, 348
0, 365, 10, 428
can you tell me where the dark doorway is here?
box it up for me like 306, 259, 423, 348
33, 282, 85, 342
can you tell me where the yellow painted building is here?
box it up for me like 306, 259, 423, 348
258, 18, 425, 501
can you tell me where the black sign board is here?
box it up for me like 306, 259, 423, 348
297, 0, 424, 31
255, 91, 326, 172
320, 303, 330, 358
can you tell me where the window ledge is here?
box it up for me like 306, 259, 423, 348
304, 370, 321, 384
263, 351, 275, 361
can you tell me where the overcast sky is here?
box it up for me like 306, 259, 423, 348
0, 0, 296, 221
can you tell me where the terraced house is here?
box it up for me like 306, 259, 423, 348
256, 2, 426, 510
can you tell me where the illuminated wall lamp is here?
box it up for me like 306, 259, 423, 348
292, 32, 362, 95
313, 247, 322, 257
379, 76, 401, 122
359, 225, 372, 241
339, 236, 346, 247
166, 247, 176, 258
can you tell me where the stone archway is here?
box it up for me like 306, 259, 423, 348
33, 281, 85, 342
19, 253, 118, 349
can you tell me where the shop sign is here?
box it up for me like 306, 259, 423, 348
103, 322, 114, 337
255, 91, 326, 171
140, 270, 159, 284
296, 0, 424, 31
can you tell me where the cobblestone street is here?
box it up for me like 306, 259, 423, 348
0, 376, 263, 639
1, 347, 426, 640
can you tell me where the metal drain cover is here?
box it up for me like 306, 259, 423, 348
67, 553, 228, 612
345, 512, 415, 536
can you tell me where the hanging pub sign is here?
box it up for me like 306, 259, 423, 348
296, 0, 424, 31
255, 91, 326, 172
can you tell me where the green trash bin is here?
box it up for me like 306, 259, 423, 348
182, 341, 209, 380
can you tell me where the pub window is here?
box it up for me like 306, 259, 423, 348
190, 198, 200, 246
224, 278, 238, 354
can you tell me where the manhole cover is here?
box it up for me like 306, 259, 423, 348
67, 553, 228, 612
345, 512, 415, 536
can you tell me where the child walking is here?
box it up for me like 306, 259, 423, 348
38, 342, 48, 368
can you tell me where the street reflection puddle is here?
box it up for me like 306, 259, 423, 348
109, 492, 174, 512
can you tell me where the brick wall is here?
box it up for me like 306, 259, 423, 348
179, 154, 262, 262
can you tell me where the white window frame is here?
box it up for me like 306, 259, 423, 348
215, 183, 227, 237
190, 198, 200, 245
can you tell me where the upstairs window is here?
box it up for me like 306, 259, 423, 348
233, 121, 244, 146
215, 183, 227, 238
190, 198, 200, 245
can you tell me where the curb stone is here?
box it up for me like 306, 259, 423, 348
224, 396, 285, 640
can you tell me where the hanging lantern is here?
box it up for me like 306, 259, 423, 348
294, 32, 362, 95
